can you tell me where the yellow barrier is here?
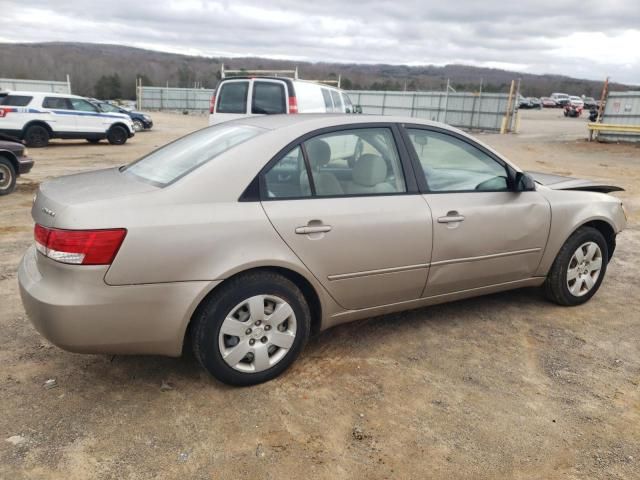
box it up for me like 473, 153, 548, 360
588, 122, 640, 141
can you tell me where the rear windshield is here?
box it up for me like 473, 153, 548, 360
252, 81, 286, 114
217, 81, 249, 114
124, 124, 264, 186
0, 94, 33, 106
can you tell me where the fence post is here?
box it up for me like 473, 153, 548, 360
410, 91, 417, 117
381, 91, 387, 115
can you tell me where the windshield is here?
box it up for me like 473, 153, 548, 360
125, 124, 264, 186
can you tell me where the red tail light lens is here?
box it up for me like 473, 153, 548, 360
0, 108, 10, 118
288, 96, 298, 114
209, 94, 216, 114
34, 224, 127, 265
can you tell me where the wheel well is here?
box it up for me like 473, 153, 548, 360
183, 266, 323, 353
23, 121, 52, 136
0, 152, 19, 173
582, 220, 616, 260
109, 122, 130, 133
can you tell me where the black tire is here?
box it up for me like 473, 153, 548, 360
544, 226, 608, 306
0, 157, 17, 196
86, 138, 101, 144
191, 272, 311, 386
106, 125, 128, 145
24, 124, 49, 148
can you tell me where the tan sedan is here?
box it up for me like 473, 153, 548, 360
18, 115, 627, 385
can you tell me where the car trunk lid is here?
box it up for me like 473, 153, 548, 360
32, 167, 158, 228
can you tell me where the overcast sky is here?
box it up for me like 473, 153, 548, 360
2, 0, 639, 84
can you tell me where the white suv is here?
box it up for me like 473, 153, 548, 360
0, 91, 135, 147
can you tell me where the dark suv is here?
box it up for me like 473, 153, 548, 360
0, 134, 33, 195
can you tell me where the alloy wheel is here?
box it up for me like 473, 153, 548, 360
567, 241, 603, 297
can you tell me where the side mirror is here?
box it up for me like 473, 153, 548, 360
514, 171, 536, 192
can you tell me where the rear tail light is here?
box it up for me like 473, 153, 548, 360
288, 96, 298, 114
34, 224, 127, 265
0, 108, 10, 118
209, 94, 216, 114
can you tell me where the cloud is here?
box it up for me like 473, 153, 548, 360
1, 0, 639, 83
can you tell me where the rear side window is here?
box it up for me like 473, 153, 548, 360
0, 95, 33, 106
217, 82, 249, 114
342, 93, 353, 112
321, 89, 333, 110
43, 97, 72, 109
252, 81, 286, 114
70, 98, 98, 112
125, 124, 264, 186
330, 90, 343, 112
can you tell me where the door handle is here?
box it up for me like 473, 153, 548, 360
295, 225, 332, 234
437, 211, 465, 223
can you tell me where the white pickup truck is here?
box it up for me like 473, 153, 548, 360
0, 91, 135, 147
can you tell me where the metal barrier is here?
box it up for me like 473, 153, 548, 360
0, 77, 71, 94
346, 90, 517, 132
138, 86, 214, 112
137, 85, 518, 132
597, 91, 640, 142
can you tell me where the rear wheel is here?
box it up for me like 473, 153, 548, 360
107, 125, 128, 145
0, 158, 17, 195
191, 272, 311, 386
544, 226, 608, 306
24, 124, 49, 148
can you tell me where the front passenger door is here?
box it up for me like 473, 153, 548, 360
403, 127, 551, 297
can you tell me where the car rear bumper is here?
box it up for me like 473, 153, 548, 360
18, 246, 216, 356
18, 155, 34, 175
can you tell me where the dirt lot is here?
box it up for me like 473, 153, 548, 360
1, 109, 638, 479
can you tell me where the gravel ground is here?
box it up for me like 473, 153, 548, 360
1, 109, 638, 479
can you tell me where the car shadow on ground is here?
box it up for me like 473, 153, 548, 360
63, 286, 550, 390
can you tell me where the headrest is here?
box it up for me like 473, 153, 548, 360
352, 154, 387, 186
306, 139, 331, 168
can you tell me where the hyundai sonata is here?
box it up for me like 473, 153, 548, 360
18, 115, 627, 385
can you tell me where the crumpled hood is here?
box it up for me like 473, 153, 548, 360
527, 171, 624, 193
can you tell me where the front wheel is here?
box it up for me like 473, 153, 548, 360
191, 272, 311, 386
544, 226, 608, 306
0, 157, 17, 195
132, 120, 144, 132
107, 125, 128, 145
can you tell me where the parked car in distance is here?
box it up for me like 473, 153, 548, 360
540, 97, 557, 108
518, 96, 533, 109
209, 77, 358, 125
91, 100, 153, 132
583, 97, 598, 109
528, 97, 542, 109
0, 91, 134, 147
0, 133, 33, 195
550, 93, 570, 107
569, 96, 585, 108
19, 115, 627, 386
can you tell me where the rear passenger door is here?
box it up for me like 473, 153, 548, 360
261, 125, 433, 310
68, 98, 103, 133
42, 96, 77, 132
